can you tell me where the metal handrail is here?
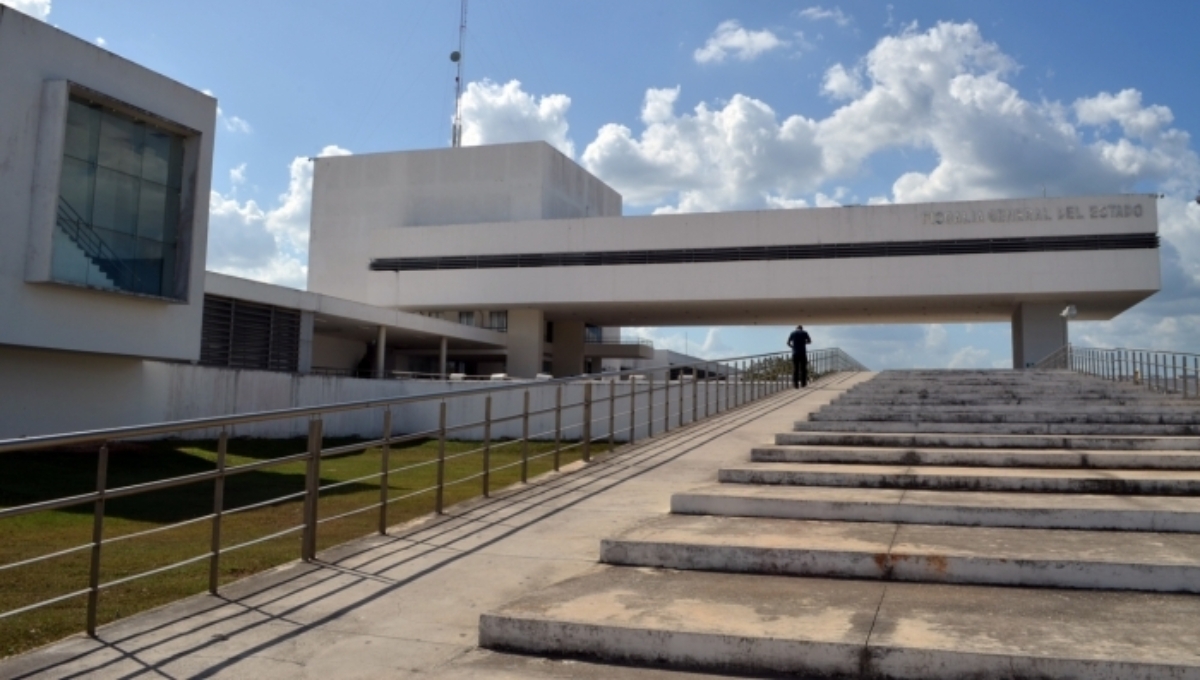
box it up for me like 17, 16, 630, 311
56, 197, 143, 292
1034, 343, 1200, 398
0, 347, 866, 642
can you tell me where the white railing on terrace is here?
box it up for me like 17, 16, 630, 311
1034, 344, 1200, 399
0, 348, 865, 641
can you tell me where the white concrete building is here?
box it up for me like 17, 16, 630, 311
0, 8, 1162, 438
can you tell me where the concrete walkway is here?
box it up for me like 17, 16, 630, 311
0, 374, 865, 679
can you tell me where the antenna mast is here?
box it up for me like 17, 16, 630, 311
450, 0, 468, 147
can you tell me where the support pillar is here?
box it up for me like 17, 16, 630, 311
374, 325, 387, 379
297, 311, 314, 374
1011, 302, 1069, 369
506, 309, 545, 378
438, 336, 448, 379
552, 320, 586, 378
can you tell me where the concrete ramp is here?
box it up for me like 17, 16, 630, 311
481, 370, 1200, 678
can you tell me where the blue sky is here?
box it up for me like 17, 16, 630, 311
13, 0, 1200, 369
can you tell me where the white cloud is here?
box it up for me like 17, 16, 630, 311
798, 6, 851, 27
206, 146, 350, 290
948, 346, 991, 368
694, 20, 788, 64
95, 36, 106, 47
460, 79, 575, 158
229, 163, 247, 186
223, 115, 252, 134
4, 0, 50, 20
623, 327, 734, 360
821, 63, 864, 100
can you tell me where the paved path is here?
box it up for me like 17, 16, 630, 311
0, 374, 864, 679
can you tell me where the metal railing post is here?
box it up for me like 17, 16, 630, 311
302, 418, 323, 561
86, 443, 109, 636
648, 375, 655, 438
664, 374, 671, 434
483, 396, 493, 494
629, 379, 637, 444
435, 402, 446, 513
378, 409, 391, 535
521, 390, 530, 483
692, 368, 699, 423
678, 371, 685, 427
209, 429, 227, 593
609, 379, 616, 448
704, 362, 711, 418
582, 382, 593, 462
1173, 355, 1179, 394
553, 386, 562, 470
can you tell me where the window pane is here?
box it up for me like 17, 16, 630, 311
141, 130, 172, 184
59, 157, 95, 223
63, 101, 98, 163
136, 237, 164, 295
97, 115, 144, 176
166, 137, 184, 189
50, 226, 90, 286
137, 181, 168, 241
93, 167, 140, 235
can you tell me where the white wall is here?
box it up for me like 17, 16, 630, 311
0, 345, 748, 442
0, 8, 216, 362
308, 141, 621, 305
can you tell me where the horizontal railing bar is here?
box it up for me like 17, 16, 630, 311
98, 552, 212, 591
221, 490, 308, 517
316, 502, 381, 525
0, 350, 803, 454
0, 542, 92, 573
103, 512, 215, 546
382, 486, 438, 506
318, 470, 385, 493
224, 451, 311, 475
0, 588, 92, 622
220, 524, 305, 555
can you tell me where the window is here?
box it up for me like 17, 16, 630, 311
52, 95, 185, 298
458, 311, 475, 326
585, 324, 603, 343
487, 311, 507, 332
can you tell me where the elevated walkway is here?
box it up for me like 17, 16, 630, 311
482, 369, 1200, 678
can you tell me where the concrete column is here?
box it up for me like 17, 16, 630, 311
1012, 302, 1069, 369
552, 320, 586, 378
506, 309, 545, 378
297, 311, 314, 374
438, 336, 448, 379
374, 325, 387, 379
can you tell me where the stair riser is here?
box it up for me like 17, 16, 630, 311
793, 422, 1200, 435
600, 540, 1200, 593
479, 615, 859, 677
810, 412, 1200, 425
775, 432, 1200, 450
669, 495, 1200, 532
751, 448, 1200, 469
718, 469, 1200, 495
479, 613, 1197, 679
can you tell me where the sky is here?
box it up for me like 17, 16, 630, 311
10, 0, 1200, 369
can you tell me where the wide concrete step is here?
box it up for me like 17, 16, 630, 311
671, 484, 1200, 532
809, 408, 1200, 425
479, 568, 1200, 678
792, 420, 1200, 436
830, 394, 1178, 406
600, 514, 1200, 592
751, 445, 1200, 469
776, 430, 1200, 450
718, 462, 1200, 495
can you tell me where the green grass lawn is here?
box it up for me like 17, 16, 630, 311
0, 435, 596, 658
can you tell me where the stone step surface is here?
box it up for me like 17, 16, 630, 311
671, 484, 1200, 532
776, 430, 1200, 450
809, 409, 1200, 424
480, 567, 1200, 679
718, 462, 1200, 494
792, 419, 1200, 435
751, 444, 1200, 469
600, 514, 1200, 592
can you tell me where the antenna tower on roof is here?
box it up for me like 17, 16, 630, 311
450, 0, 468, 147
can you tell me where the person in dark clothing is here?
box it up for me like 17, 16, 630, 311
787, 324, 812, 388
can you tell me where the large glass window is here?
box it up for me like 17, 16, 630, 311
52, 96, 185, 298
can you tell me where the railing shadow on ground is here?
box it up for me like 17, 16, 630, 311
0, 349, 866, 658
2, 371, 862, 680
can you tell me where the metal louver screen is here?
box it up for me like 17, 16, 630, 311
200, 295, 300, 372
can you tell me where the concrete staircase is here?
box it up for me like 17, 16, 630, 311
479, 370, 1200, 678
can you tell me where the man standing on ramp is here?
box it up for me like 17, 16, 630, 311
788, 324, 812, 388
